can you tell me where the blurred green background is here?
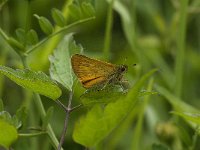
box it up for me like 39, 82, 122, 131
0, 0, 200, 149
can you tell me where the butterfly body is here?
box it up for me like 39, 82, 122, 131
71, 54, 128, 89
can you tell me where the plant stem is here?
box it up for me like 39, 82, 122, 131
19, 132, 47, 137
0, 28, 9, 41
58, 90, 73, 150
26, 17, 95, 55
175, 0, 188, 98
130, 78, 154, 149
20, 56, 63, 150
70, 104, 83, 112
103, 0, 114, 61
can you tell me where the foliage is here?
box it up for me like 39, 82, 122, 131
0, 0, 200, 150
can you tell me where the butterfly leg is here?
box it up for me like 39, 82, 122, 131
119, 79, 130, 92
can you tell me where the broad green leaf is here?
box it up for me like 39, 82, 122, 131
0, 119, 18, 149
0, 66, 61, 100
34, 14, 53, 35
73, 69, 157, 147
171, 111, 200, 125
81, 86, 157, 106
27, 29, 39, 45
80, 85, 125, 106
49, 34, 77, 91
51, 8, 66, 27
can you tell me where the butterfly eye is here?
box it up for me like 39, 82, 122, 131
121, 67, 126, 72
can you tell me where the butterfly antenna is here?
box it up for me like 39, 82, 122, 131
122, 57, 127, 64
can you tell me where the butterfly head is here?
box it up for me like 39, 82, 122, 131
118, 65, 128, 74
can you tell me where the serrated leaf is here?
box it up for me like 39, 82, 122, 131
27, 29, 39, 45
49, 34, 78, 90
42, 106, 54, 129
73, 69, 157, 147
0, 119, 18, 149
0, 66, 61, 100
15, 28, 26, 44
34, 14, 53, 35
51, 8, 66, 27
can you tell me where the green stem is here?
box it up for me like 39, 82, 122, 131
0, 28, 9, 41
175, 0, 188, 98
26, 16, 95, 54
189, 126, 199, 150
19, 132, 47, 137
33, 94, 62, 150
130, 78, 154, 149
103, 0, 114, 60
58, 90, 73, 150
20, 56, 63, 150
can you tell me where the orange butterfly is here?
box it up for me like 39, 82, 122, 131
71, 54, 128, 90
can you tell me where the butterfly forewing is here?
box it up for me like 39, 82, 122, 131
71, 54, 117, 88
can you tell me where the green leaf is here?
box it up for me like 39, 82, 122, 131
42, 106, 54, 129
27, 29, 39, 45
15, 28, 26, 44
73, 69, 157, 147
0, 119, 18, 149
49, 34, 80, 91
34, 14, 53, 35
0, 66, 61, 100
67, 2, 95, 23
80, 85, 157, 106
16, 107, 27, 129
172, 111, 200, 125
68, 3, 81, 22
81, 2, 95, 18
80, 86, 125, 106
51, 8, 66, 27
156, 85, 200, 129
0, 111, 21, 129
